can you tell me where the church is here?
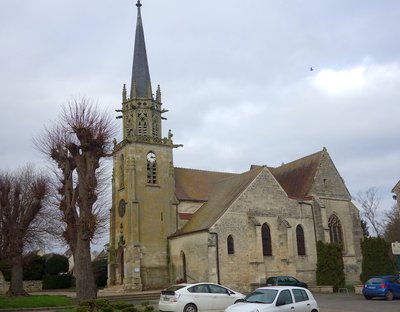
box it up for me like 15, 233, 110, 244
107, 1, 363, 292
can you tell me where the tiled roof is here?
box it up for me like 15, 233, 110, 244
174, 167, 237, 202
172, 167, 263, 236
269, 150, 323, 199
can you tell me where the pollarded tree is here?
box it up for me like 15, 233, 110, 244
37, 98, 114, 301
0, 166, 49, 296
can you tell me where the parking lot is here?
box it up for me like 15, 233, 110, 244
314, 293, 399, 312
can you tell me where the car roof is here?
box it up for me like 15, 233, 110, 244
257, 286, 308, 290
370, 275, 399, 279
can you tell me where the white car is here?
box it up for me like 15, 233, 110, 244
159, 282, 245, 312
224, 286, 319, 312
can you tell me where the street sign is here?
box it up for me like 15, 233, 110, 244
392, 242, 400, 255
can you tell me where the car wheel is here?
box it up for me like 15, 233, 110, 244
364, 296, 372, 300
183, 303, 197, 312
385, 290, 394, 301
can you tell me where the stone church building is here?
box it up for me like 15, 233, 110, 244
107, 1, 362, 292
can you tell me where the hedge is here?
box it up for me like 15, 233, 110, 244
42, 274, 73, 289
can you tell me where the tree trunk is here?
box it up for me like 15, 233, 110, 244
74, 238, 97, 301
7, 253, 27, 296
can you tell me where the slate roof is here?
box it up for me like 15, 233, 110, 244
131, 1, 152, 98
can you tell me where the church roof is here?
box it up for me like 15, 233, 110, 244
269, 150, 323, 200
172, 150, 326, 237
172, 167, 263, 236
131, 0, 152, 98
174, 167, 237, 202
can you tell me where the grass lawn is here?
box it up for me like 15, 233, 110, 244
0, 294, 74, 309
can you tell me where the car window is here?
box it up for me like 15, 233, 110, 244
366, 278, 384, 284
208, 284, 228, 294
188, 284, 209, 293
166, 285, 187, 292
245, 289, 278, 304
288, 277, 296, 283
292, 289, 309, 302
267, 277, 275, 284
277, 289, 293, 305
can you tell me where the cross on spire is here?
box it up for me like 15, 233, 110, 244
136, 0, 142, 8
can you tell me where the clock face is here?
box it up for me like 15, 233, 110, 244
147, 152, 156, 163
118, 199, 126, 218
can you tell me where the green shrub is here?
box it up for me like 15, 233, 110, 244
316, 241, 345, 291
360, 236, 396, 283
45, 254, 69, 275
42, 274, 72, 289
23, 254, 45, 280
112, 301, 134, 310
92, 258, 108, 287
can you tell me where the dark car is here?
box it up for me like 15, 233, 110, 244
362, 275, 400, 300
266, 276, 308, 289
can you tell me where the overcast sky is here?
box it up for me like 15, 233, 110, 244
1, 0, 399, 247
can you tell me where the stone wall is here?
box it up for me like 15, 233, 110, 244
0, 278, 42, 294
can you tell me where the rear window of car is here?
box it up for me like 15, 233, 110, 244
292, 289, 309, 302
166, 285, 187, 291
366, 278, 385, 284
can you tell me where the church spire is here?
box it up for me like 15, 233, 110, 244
131, 0, 152, 99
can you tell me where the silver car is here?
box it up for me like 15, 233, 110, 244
225, 286, 319, 312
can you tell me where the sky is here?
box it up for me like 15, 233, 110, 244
1, 0, 399, 249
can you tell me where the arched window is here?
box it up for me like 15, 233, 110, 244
227, 235, 234, 255
146, 151, 157, 184
296, 225, 306, 255
328, 214, 343, 244
261, 223, 272, 256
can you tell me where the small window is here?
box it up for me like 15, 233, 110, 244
227, 235, 234, 255
262, 223, 272, 256
292, 289, 309, 302
119, 154, 125, 189
296, 225, 306, 255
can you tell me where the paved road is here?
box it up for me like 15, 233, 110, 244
314, 293, 400, 312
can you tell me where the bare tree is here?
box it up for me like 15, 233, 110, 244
0, 165, 49, 296
384, 202, 400, 243
356, 187, 384, 237
36, 98, 114, 301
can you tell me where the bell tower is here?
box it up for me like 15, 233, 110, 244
108, 0, 179, 291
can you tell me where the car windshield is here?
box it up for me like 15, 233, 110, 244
366, 278, 385, 284
244, 289, 278, 304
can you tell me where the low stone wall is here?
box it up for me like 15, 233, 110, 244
309, 285, 334, 293
355, 285, 364, 295
0, 280, 43, 294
